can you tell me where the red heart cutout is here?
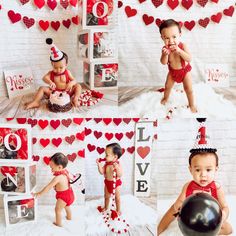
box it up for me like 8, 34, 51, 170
184, 20, 195, 31
105, 133, 113, 141
52, 138, 62, 147
51, 21, 60, 31
39, 20, 49, 31
6, 118, 14, 121
153, 121, 158, 127
40, 138, 50, 148
76, 131, 85, 140
139, 0, 146, 3
16, 118, 27, 124
87, 144, 95, 152
1, 167, 17, 176
123, 118, 131, 124
115, 133, 123, 141
73, 118, 83, 125
27, 118, 37, 127
62, 118, 72, 127
78, 149, 85, 158
94, 131, 102, 139
198, 17, 210, 28
20, 0, 30, 5
211, 0, 218, 2
125, 6, 137, 18
34, 0, 45, 9
133, 118, 140, 122
47, 0, 57, 10
72, 15, 79, 25
137, 146, 150, 159
32, 155, 40, 161
50, 119, 60, 129
211, 12, 222, 24
103, 118, 112, 125
118, 1, 123, 8
60, 0, 69, 9
85, 128, 92, 136
151, 0, 163, 8
8, 10, 22, 24
181, 0, 193, 10
143, 14, 154, 25
94, 118, 102, 123
97, 147, 105, 154
70, 0, 77, 7
38, 119, 49, 129
32, 137, 37, 144
85, 118, 92, 121
126, 131, 134, 139
65, 135, 75, 144
67, 153, 76, 162
155, 18, 163, 28
62, 19, 71, 28
113, 118, 122, 126
197, 0, 208, 7
43, 156, 50, 165
223, 6, 234, 17
167, 0, 179, 10
127, 146, 135, 154
122, 148, 125, 155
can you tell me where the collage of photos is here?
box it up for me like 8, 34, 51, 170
0, 0, 236, 236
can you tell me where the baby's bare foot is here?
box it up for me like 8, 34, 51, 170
189, 105, 197, 113
161, 97, 168, 105
53, 222, 62, 227
66, 216, 72, 220
24, 101, 40, 110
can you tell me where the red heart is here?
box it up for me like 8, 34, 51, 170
211, 0, 218, 2
87, 144, 95, 152
184, 20, 195, 31
50, 119, 60, 129
78, 149, 85, 158
34, 0, 45, 9
62, 19, 71, 29
27, 118, 37, 127
65, 135, 75, 144
123, 118, 131, 124
167, 0, 179, 10
103, 118, 112, 125
126, 131, 134, 139
137, 146, 150, 159
72, 15, 79, 25
40, 138, 50, 148
51, 21, 60, 31
6, 118, 14, 121
133, 118, 140, 122
8, 10, 22, 24
70, 0, 77, 7
153, 121, 158, 127
43, 156, 50, 165
105, 133, 113, 141
181, 0, 193, 10
52, 138, 62, 147
62, 118, 72, 127
47, 0, 57, 10
32, 137, 37, 144
32, 155, 40, 161
154, 134, 158, 140
115, 133, 123, 141
139, 0, 146, 3
97, 147, 105, 154
76, 131, 85, 140
85, 128, 92, 136
20, 0, 30, 4
223, 6, 234, 17
211, 12, 222, 24
125, 6, 137, 18
198, 17, 210, 28
127, 146, 135, 154
151, 0, 163, 8
197, 0, 208, 7
155, 18, 163, 28
94, 118, 102, 123
94, 131, 102, 139
118, 1, 123, 8
39, 20, 49, 31
73, 118, 83, 125
85, 118, 92, 121
60, 0, 69, 9
1, 167, 17, 176
122, 148, 125, 155
67, 153, 76, 162
38, 119, 48, 129
143, 14, 154, 25
16, 118, 27, 124
113, 118, 122, 126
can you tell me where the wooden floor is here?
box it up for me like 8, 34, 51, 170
0, 84, 117, 118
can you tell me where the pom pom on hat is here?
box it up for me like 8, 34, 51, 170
190, 118, 217, 153
46, 38, 64, 62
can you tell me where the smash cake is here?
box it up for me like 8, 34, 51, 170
48, 90, 72, 112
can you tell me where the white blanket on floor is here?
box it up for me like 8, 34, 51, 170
119, 83, 236, 118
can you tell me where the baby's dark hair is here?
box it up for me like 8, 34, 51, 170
159, 19, 181, 34
50, 152, 68, 168
106, 143, 122, 159
189, 151, 219, 167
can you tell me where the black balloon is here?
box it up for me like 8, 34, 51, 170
1, 178, 17, 192
178, 193, 222, 236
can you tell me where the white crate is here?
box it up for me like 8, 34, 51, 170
0, 124, 32, 164
83, 60, 118, 90
4, 194, 37, 227
0, 162, 36, 195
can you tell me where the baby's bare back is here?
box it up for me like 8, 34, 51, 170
54, 175, 69, 191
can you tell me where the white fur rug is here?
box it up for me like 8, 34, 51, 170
0, 205, 84, 236
119, 83, 236, 118
85, 195, 157, 236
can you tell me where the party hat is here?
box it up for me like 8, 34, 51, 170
46, 38, 64, 62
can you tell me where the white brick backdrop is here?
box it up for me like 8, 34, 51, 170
152, 119, 236, 199
118, 0, 236, 86
0, 1, 82, 98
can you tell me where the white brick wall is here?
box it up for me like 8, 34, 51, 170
118, 0, 236, 86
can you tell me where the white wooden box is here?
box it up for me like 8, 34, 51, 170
4, 195, 37, 227
0, 162, 36, 195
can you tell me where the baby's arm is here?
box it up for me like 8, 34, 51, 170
157, 182, 188, 236
96, 159, 105, 175
43, 72, 56, 89
114, 162, 123, 178
160, 47, 169, 65
66, 70, 77, 91
217, 186, 229, 223
176, 43, 192, 62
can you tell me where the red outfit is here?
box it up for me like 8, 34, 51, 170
168, 42, 192, 83
53, 170, 75, 206
186, 180, 218, 200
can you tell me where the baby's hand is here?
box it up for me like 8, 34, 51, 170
32, 192, 40, 198
49, 82, 56, 90
169, 44, 180, 53
162, 46, 170, 55
66, 83, 73, 92
96, 159, 100, 165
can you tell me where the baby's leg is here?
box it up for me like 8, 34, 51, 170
65, 206, 72, 220
54, 199, 67, 227
25, 86, 51, 110
161, 73, 175, 105
101, 186, 110, 212
219, 221, 232, 235
71, 83, 82, 107
182, 73, 197, 113
115, 186, 121, 215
